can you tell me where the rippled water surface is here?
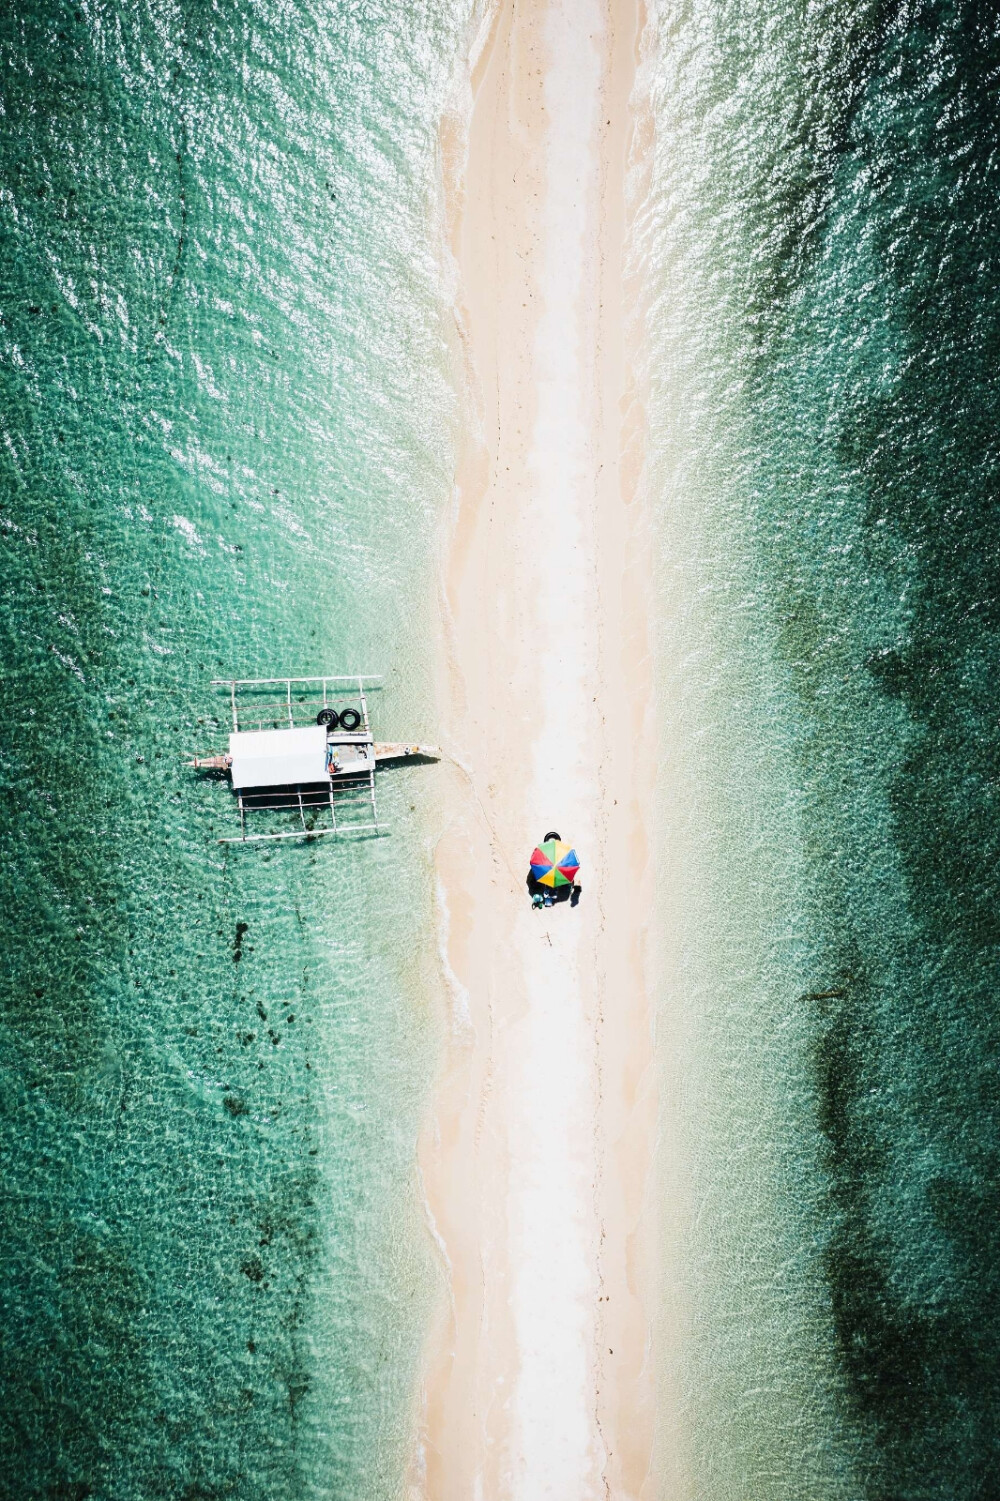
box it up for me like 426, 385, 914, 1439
0, 3, 468, 1496
643, 2, 1000, 1496
6, 1, 1000, 1497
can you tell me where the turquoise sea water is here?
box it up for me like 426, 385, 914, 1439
0, 3, 467, 1496
5, 1, 1000, 1497
645, 1, 1000, 1496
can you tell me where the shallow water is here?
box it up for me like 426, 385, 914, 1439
6, 0, 1000, 1496
642, 1, 1000, 1495
0, 3, 467, 1496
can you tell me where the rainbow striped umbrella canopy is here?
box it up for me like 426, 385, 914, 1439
529, 838, 580, 889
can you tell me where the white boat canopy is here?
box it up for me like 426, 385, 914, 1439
228, 725, 328, 790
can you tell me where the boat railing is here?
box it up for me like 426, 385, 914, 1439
211, 674, 382, 737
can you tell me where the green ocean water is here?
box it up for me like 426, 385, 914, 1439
645, 0, 1000, 1496
0, 3, 468, 1497
6, 0, 1000, 1497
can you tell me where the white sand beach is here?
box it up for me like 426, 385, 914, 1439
416, 1, 658, 1495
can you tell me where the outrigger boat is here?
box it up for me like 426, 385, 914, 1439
188, 674, 439, 844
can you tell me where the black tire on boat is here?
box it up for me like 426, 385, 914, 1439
339, 707, 362, 732
316, 707, 339, 728
543, 830, 561, 843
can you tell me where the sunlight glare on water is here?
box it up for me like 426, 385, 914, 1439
0, 2, 470, 1496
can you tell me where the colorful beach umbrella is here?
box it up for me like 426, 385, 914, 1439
529, 838, 580, 889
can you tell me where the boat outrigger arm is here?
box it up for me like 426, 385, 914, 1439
189, 742, 440, 775
188, 674, 440, 844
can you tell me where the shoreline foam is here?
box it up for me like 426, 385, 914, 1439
416, 1, 658, 1494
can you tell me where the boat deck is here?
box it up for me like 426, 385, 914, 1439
190, 676, 439, 844
216, 674, 380, 842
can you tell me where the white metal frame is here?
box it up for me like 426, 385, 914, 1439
211, 675, 383, 845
